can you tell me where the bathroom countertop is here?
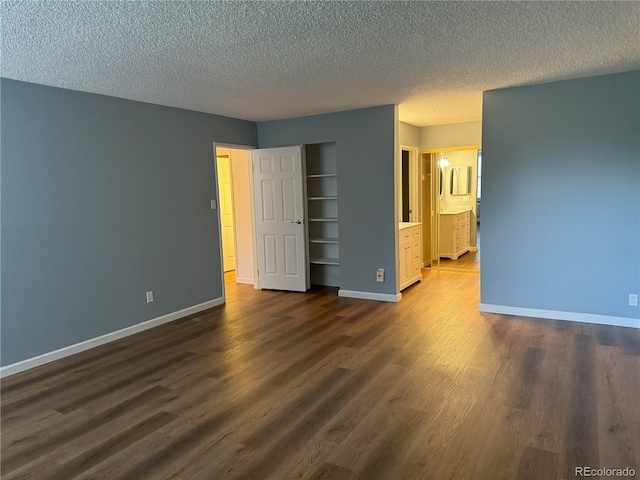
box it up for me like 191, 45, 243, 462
399, 222, 422, 229
440, 209, 471, 215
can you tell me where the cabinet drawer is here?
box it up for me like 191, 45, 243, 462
413, 229, 420, 239
400, 230, 412, 244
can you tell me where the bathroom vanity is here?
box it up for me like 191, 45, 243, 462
439, 210, 470, 260
399, 222, 422, 290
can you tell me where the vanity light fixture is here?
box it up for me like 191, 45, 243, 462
438, 152, 449, 167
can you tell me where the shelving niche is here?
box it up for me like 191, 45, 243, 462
305, 142, 339, 288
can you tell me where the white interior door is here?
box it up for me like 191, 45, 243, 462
217, 155, 236, 272
252, 146, 309, 292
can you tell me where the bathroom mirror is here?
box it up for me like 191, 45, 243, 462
450, 166, 471, 195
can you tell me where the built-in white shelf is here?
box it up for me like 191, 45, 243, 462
310, 257, 340, 266
309, 237, 339, 244
309, 217, 338, 222
308, 196, 338, 200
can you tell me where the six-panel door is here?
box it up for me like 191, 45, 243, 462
252, 146, 309, 292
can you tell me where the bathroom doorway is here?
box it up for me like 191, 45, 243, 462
423, 147, 481, 272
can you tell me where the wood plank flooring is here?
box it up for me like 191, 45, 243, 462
438, 249, 479, 271
2, 270, 639, 479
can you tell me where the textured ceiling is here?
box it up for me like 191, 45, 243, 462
2, 1, 639, 126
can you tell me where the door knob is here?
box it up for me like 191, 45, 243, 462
290, 219, 303, 224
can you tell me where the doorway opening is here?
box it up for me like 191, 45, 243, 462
422, 146, 481, 273
399, 146, 419, 224
216, 151, 235, 273
215, 144, 313, 298
214, 145, 257, 297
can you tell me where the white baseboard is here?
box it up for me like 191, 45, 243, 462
469, 246, 478, 252
339, 290, 402, 302
479, 303, 640, 329
235, 277, 254, 285
0, 297, 225, 378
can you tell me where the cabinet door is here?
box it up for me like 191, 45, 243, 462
401, 244, 412, 284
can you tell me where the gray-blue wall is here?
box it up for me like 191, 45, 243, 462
1, 79, 257, 365
481, 71, 640, 320
258, 106, 397, 296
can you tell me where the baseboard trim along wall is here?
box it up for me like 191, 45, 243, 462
339, 290, 402, 302
0, 297, 225, 378
479, 303, 640, 329
235, 277, 254, 285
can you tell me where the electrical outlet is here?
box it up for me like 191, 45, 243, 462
210, 200, 217, 210
146, 291, 154, 303
376, 268, 385, 282
629, 294, 638, 307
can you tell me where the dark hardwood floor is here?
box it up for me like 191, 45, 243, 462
2, 270, 639, 479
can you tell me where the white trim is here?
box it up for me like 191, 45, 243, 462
479, 303, 640, 329
235, 277, 254, 285
399, 145, 420, 224
469, 246, 478, 252
213, 143, 227, 303
394, 110, 400, 295
339, 290, 402, 303
0, 297, 225, 378
250, 152, 259, 290
213, 142, 257, 150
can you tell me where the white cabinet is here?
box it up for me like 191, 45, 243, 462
306, 143, 340, 287
399, 223, 422, 290
440, 210, 470, 260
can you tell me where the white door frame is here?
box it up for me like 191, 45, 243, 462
398, 145, 420, 223
395, 143, 420, 297
213, 143, 258, 305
